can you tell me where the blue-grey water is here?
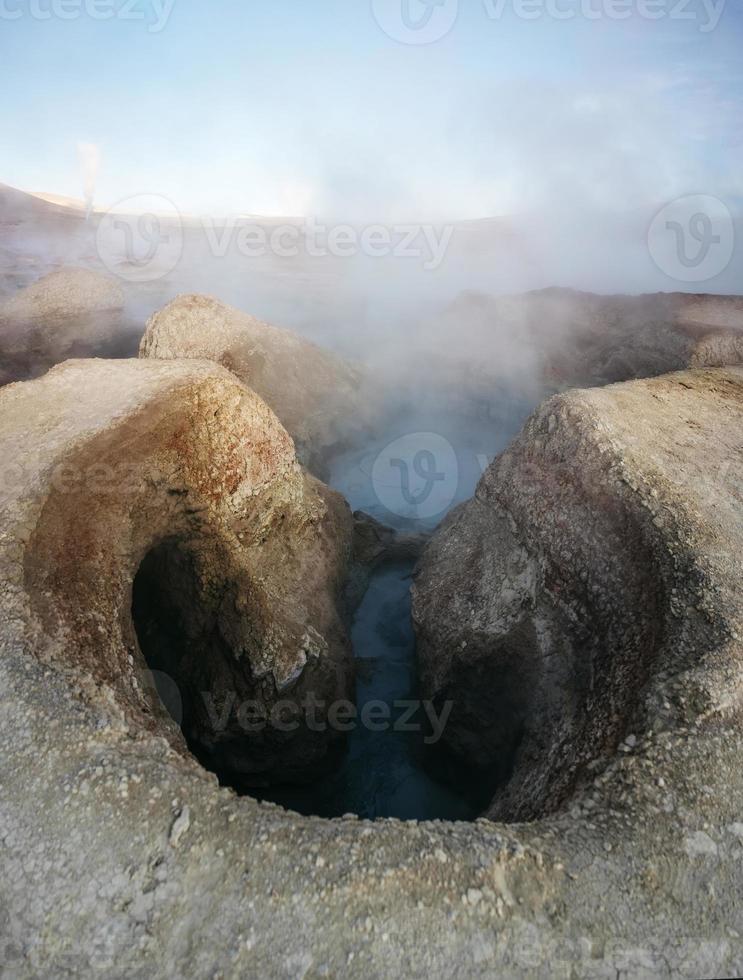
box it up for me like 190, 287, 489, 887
261, 400, 533, 820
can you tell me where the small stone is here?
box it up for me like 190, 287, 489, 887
684, 831, 718, 858
169, 807, 191, 848
466, 888, 483, 906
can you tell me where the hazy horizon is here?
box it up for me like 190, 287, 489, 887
1, 0, 742, 225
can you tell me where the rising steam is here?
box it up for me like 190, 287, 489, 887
77, 142, 101, 219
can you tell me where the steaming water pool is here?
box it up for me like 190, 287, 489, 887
260, 402, 533, 820
259, 558, 476, 820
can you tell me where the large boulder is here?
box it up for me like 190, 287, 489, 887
413, 367, 743, 821
2, 363, 743, 978
139, 293, 370, 473
0, 266, 125, 383
0, 358, 354, 785
0, 265, 124, 322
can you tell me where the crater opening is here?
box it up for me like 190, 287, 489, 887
132, 542, 495, 821
255, 557, 491, 820
132, 538, 252, 779
132, 406, 535, 822
132, 537, 345, 792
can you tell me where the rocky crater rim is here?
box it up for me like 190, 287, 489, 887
1, 358, 739, 832
2, 356, 355, 789
412, 367, 743, 822
3, 362, 743, 976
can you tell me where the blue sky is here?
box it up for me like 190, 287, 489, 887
1, 0, 742, 219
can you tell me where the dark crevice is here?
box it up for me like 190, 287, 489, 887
133, 539, 348, 793
132, 542, 501, 821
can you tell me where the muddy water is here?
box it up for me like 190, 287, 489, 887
261, 402, 532, 820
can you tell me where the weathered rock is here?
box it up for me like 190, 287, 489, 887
139, 293, 370, 473
352, 510, 428, 567
413, 367, 743, 821
0, 265, 124, 323
2, 365, 743, 978
0, 357, 354, 785
0, 266, 126, 382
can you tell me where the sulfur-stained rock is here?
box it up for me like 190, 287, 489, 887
0, 357, 354, 784
139, 293, 370, 473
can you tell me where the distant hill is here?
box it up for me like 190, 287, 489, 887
29, 191, 87, 211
